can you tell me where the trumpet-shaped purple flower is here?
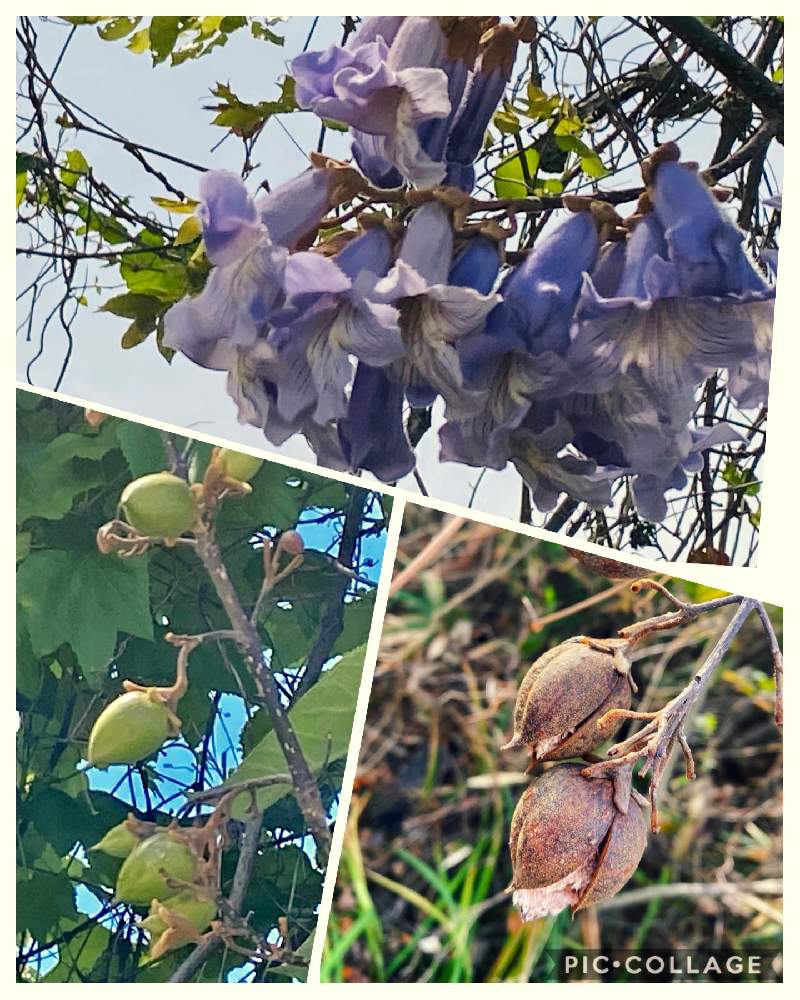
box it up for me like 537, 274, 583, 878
380, 201, 501, 411
338, 362, 416, 482
568, 163, 775, 422
269, 225, 405, 426
292, 17, 452, 187
508, 411, 617, 512
445, 23, 522, 191
164, 170, 350, 369
441, 211, 599, 471
630, 424, 743, 523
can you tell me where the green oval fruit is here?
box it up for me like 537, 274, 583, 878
115, 832, 198, 905
217, 449, 263, 483
120, 472, 196, 538
87, 692, 172, 768
90, 820, 140, 859
139, 890, 216, 938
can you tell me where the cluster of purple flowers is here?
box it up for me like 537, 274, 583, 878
163, 16, 775, 523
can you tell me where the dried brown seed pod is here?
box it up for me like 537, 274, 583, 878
509, 764, 647, 919
565, 547, 644, 580
502, 637, 635, 760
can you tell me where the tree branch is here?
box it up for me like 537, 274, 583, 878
656, 17, 783, 123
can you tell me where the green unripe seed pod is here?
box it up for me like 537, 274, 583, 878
115, 832, 198, 905
217, 449, 263, 483
90, 820, 140, 859
87, 691, 172, 768
120, 472, 196, 538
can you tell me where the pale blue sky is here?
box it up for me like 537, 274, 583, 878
17, 16, 783, 544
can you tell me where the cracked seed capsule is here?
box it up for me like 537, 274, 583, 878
87, 691, 173, 768
509, 764, 647, 919
503, 638, 633, 760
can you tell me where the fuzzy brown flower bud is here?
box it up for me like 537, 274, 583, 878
509, 764, 647, 919
503, 637, 634, 760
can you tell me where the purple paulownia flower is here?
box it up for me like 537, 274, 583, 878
508, 409, 618, 513
572, 158, 773, 404
372, 201, 500, 413
164, 169, 351, 364
268, 223, 405, 426
338, 361, 416, 482
440, 209, 600, 471
630, 424, 744, 524
292, 17, 452, 187
163, 168, 352, 434
445, 21, 525, 192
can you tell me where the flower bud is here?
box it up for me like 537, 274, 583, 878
503, 638, 632, 760
509, 764, 647, 919
87, 691, 173, 769
217, 448, 263, 483
277, 529, 305, 556
139, 890, 217, 960
120, 471, 197, 538
115, 831, 199, 906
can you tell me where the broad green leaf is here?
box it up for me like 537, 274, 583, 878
219, 644, 367, 817
580, 152, 611, 179
115, 421, 167, 477
493, 146, 540, 199
127, 27, 150, 53
101, 292, 164, 320
120, 318, 156, 348
149, 16, 184, 63
17, 549, 153, 680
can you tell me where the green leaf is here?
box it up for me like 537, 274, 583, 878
127, 27, 151, 54
17, 531, 31, 562
174, 214, 202, 246
580, 152, 611, 179
17, 866, 78, 941
151, 196, 199, 214
101, 292, 164, 321
16, 168, 27, 208
115, 421, 167, 478
220, 644, 367, 817
149, 16, 184, 63
493, 146, 540, 199
60, 149, 89, 188
16, 424, 117, 524
17, 549, 153, 680
97, 16, 140, 40
121, 319, 155, 349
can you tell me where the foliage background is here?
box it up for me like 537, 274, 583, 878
15, 15, 783, 565
322, 505, 782, 983
16, 388, 390, 983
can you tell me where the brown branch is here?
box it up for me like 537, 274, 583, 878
656, 17, 783, 122
583, 598, 758, 830
193, 525, 331, 866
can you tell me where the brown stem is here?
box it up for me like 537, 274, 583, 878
193, 524, 331, 867
584, 598, 758, 831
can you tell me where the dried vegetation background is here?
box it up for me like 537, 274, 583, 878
322, 506, 782, 983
